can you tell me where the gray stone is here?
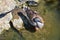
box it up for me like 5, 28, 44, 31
12, 17, 23, 30
0, 12, 13, 34
0, 0, 16, 14
11, 8, 24, 30
19, 0, 39, 2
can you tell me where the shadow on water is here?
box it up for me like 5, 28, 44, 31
18, 12, 36, 33
9, 21, 25, 40
55, 1, 60, 39
55, 1, 60, 22
44, 0, 54, 6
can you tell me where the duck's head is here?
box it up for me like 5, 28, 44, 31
33, 17, 44, 30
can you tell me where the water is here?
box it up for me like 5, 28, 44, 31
0, 0, 60, 40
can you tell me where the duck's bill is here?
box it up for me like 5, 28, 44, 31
36, 22, 44, 29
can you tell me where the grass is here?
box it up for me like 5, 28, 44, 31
0, 0, 60, 40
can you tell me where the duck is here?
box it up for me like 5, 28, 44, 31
22, 5, 44, 30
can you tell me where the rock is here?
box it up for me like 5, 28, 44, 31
12, 17, 23, 30
11, 8, 24, 30
0, 0, 16, 14
0, 12, 13, 34
34, 0, 39, 2
0, 0, 15, 34
19, 0, 39, 3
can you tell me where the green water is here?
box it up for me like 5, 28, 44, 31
0, 0, 60, 40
